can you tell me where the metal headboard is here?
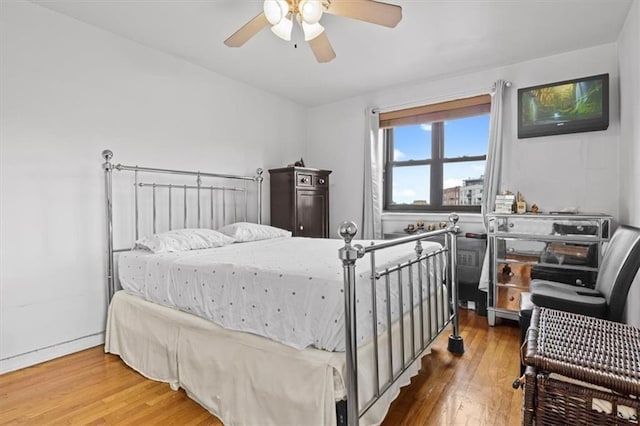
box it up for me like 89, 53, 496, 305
101, 149, 264, 302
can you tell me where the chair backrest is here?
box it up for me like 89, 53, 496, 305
595, 225, 640, 322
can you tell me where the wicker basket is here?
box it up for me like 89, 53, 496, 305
523, 308, 640, 425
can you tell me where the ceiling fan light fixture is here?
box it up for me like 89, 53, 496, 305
299, 0, 323, 24
302, 21, 324, 41
271, 16, 293, 41
225, 0, 402, 63
263, 0, 283, 25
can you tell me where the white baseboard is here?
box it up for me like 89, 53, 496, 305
0, 332, 105, 375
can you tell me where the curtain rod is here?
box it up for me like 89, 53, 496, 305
373, 80, 512, 114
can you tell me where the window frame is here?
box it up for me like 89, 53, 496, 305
382, 97, 491, 213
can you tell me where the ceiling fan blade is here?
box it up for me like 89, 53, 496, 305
325, 0, 402, 28
308, 32, 336, 63
224, 12, 270, 47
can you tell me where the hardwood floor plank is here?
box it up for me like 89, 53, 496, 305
0, 309, 522, 425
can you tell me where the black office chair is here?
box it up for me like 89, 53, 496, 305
528, 224, 640, 322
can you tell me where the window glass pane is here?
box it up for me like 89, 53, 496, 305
391, 165, 430, 206
393, 125, 431, 161
443, 161, 486, 206
444, 114, 489, 158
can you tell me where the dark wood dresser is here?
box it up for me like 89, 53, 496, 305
269, 167, 331, 238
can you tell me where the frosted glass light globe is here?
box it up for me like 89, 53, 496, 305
299, 0, 323, 24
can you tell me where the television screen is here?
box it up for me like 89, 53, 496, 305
518, 74, 609, 139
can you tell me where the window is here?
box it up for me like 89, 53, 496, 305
382, 95, 491, 212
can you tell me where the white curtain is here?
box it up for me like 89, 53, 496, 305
362, 108, 383, 240
479, 80, 507, 291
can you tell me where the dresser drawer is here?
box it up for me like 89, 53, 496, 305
314, 175, 328, 187
296, 173, 313, 186
496, 286, 524, 312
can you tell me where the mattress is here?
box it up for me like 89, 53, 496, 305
118, 236, 444, 352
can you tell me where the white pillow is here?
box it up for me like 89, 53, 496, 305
135, 228, 235, 253
218, 222, 291, 242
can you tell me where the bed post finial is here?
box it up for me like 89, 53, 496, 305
102, 150, 114, 172
448, 212, 459, 226
338, 221, 358, 245
448, 213, 460, 233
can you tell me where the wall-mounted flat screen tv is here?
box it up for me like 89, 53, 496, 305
518, 73, 609, 139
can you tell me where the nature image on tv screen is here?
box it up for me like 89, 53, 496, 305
520, 79, 604, 127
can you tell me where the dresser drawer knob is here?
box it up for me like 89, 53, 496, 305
318, 178, 325, 184
300, 177, 310, 184
299, 225, 304, 231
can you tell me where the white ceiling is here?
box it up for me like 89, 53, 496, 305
31, 0, 633, 106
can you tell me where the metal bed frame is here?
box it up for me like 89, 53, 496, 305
101, 149, 464, 426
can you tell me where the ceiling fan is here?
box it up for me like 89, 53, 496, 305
224, 0, 402, 63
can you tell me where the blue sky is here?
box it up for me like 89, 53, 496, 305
392, 114, 489, 204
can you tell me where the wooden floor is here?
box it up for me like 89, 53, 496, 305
0, 309, 522, 425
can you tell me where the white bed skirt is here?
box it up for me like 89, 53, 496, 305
105, 291, 449, 426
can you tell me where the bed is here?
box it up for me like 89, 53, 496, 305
101, 150, 464, 426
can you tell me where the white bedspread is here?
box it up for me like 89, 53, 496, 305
118, 237, 443, 352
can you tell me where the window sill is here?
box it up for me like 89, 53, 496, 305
382, 211, 483, 220
381, 211, 485, 233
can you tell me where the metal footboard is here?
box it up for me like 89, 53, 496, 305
339, 214, 464, 425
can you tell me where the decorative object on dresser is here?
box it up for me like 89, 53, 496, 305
485, 212, 613, 326
495, 192, 516, 213
516, 192, 526, 214
269, 166, 331, 238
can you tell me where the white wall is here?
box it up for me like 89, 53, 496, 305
0, 0, 307, 373
618, 0, 640, 227
618, 0, 640, 327
306, 43, 620, 237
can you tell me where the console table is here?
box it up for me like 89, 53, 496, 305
486, 212, 612, 326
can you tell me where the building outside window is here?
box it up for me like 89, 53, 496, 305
381, 95, 491, 212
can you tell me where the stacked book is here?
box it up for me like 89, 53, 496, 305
495, 194, 515, 213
